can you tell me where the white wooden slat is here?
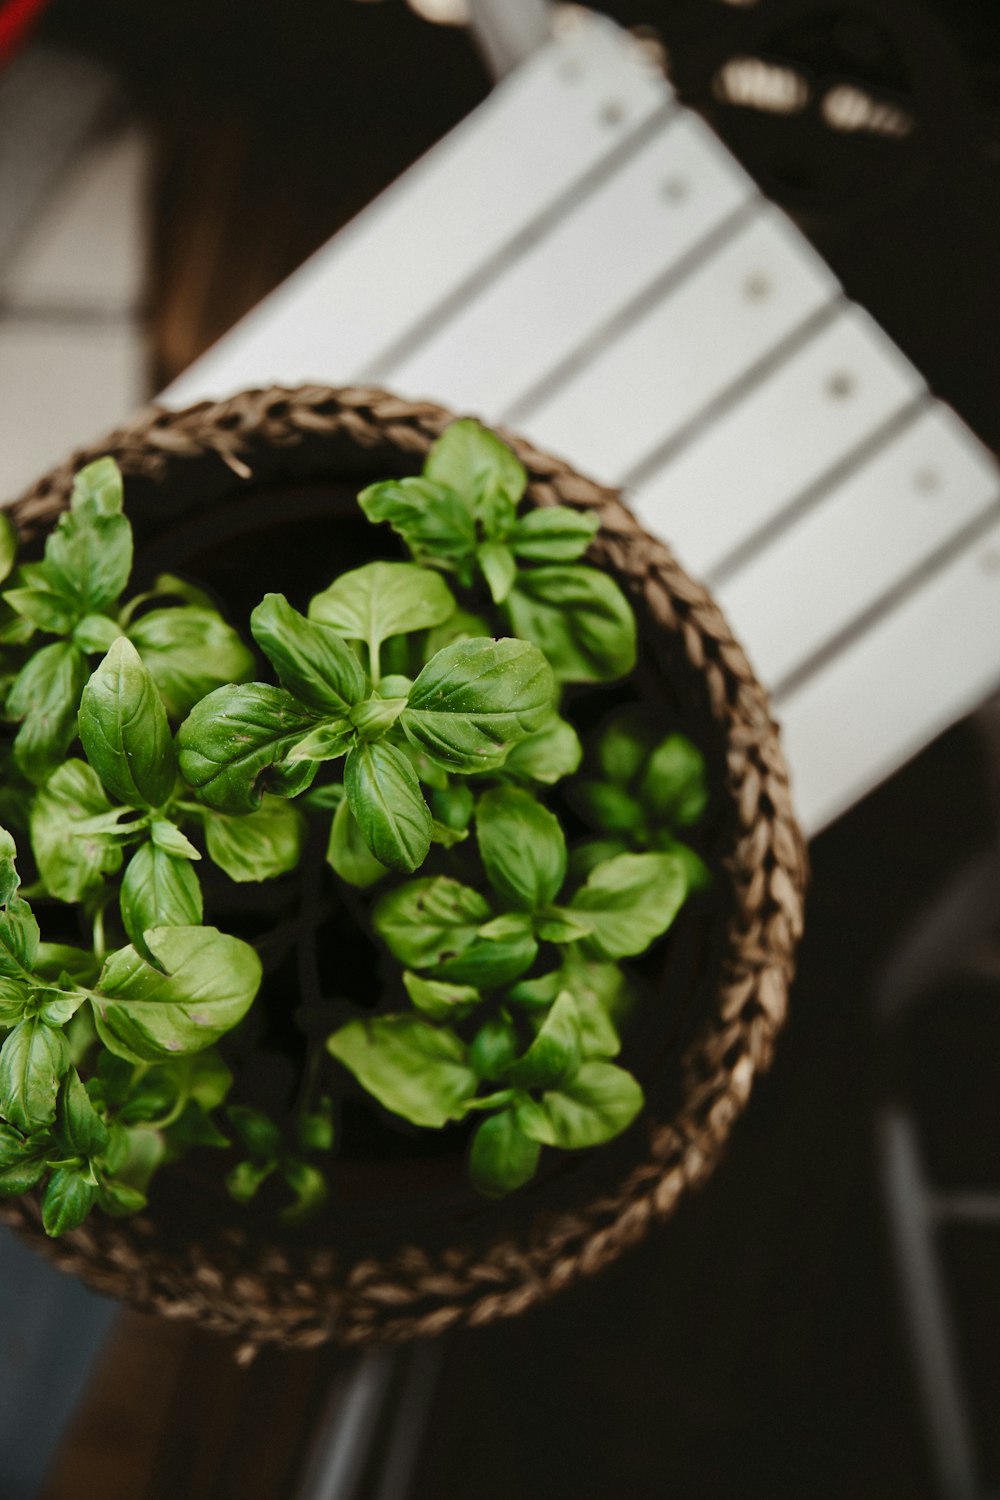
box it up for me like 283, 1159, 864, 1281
165, 18, 669, 408
631, 305, 924, 578
714, 405, 1000, 692
779, 513, 1000, 834
518, 206, 838, 483
157, 11, 1000, 833
389, 111, 755, 417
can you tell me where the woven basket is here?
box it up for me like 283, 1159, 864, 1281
0, 385, 806, 1355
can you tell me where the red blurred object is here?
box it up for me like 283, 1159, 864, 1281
0, 0, 51, 63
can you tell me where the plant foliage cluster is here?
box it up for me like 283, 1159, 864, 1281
0, 424, 708, 1233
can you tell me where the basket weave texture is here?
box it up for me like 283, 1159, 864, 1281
0, 385, 807, 1353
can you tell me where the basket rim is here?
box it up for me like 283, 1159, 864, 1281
0, 384, 808, 1353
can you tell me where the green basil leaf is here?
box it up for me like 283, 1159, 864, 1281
98, 1180, 147, 1217
373, 876, 490, 969
78, 638, 176, 808
308, 561, 455, 663
504, 566, 636, 683
477, 541, 517, 605
41, 460, 132, 617
534, 911, 593, 944
570, 780, 645, 835
300, 781, 345, 813
55, 1067, 109, 1157
435, 930, 537, 988
128, 606, 255, 718
518, 1061, 643, 1149
349, 696, 406, 741
428, 784, 473, 833
115, 1067, 177, 1124
228, 1103, 283, 1159
70, 456, 124, 518
296, 1098, 334, 1153
477, 912, 534, 940
476, 786, 566, 912
430, 818, 468, 850
0, 897, 39, 979
42, 1164, 98, 1236
505, 991, 581, 1089
0, 1016, 70, 1131
204, 794, 305, 883
0, 599, 35, 646
326, 795, 388, 889
280, 1158, 328, 1225
396, 742, 449, 791
32, 943, 99, 987
113, 1122, 165, 1188
401, 637, 554, 774
0, 978, 28, 1025
8, 641, 87, 782
30, 760, 126, 902
0, 825, 18, 908
119, 571, 215, 622
149, 819, 200, 859
569, 966, 624, 1059
469, 1108, 541, 1196
567, 838, 629, 882
570, 851, 688, 959
638, 733, 709, 827
424, 419, 526, 510
177, 682, 318, 812
0, 1123, 47, 1194
358, 477, 477, 565
423, 606, 492, 661
501, 713, 582, 786
344, 741, 432, 874
92, 925, 262, 1062
251, 592, 367, 713
597, 708, 657, 784
160, 1101, 227, 1153
506, 971, 562, 1011
649, 833, 711, 893
285, 718, 354, 764
469, 1016, 519, 1081
508, 505, 599, 561
35, 988, 86, 1026
327, 1014, 477, 1128
0, 512, 18, 585
3, 582, 77, 634
174, 1048, 233, 1113
476, 478, 519, 541
378, 674, 414, 699
402, 971, 481, 1022
120, 844, 203, 948
71, 614, 119, 656
226, 1158, 275, 1202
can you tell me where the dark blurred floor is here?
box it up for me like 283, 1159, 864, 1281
24, 0, 1000, 1495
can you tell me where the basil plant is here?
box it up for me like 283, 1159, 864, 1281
0, 421, 709, 1234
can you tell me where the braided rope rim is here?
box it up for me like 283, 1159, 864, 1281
0, 386, 807, 1354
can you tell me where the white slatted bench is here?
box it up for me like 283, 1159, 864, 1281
165, 9, 1000, 838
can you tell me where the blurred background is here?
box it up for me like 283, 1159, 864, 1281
1, 0, 999, 1495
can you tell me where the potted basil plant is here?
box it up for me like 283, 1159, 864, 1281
0, 389, 804, 1351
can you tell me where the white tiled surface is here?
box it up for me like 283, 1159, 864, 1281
0, 321, 146, 502
0, 115, 150, 502
1, 127, 149, 312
